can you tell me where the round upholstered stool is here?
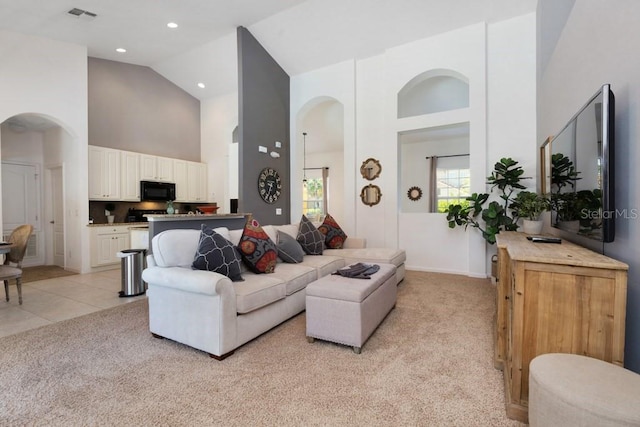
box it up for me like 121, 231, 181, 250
529, 353, 640, 426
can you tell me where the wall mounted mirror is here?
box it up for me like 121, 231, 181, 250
360, 184, 382, 206
360, 158, 382, 180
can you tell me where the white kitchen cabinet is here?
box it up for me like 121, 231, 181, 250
140, 154, 174, 182
120, 150, 140, 201
90, 225, 130, 267
187, 161, 208, 203
173, 159, 189, 202
88, 146, 121, 200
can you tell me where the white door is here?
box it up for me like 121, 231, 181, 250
51, 166, 64, 267
1, 162, 39, 233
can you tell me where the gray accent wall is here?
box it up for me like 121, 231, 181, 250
237, 26, 290, 225
88, 57, 201, 161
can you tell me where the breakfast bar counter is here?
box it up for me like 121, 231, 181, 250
145, 213, 249, 252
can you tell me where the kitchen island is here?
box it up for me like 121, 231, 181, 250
145, 213, 249, 252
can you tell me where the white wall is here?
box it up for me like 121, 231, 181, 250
0, 30, 88, 273
382, 23, 488, 276
201, 92, 238, 214
538, 0, 640, 372
399, 134, 469, 214
485, 13, 538, 274
0, 127, 45, 164
488, 14, 538, 180
287, 17, 537, 278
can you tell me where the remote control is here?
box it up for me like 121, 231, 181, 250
527, 236, 561, 244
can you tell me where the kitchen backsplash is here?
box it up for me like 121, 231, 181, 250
88, 201, 217, 224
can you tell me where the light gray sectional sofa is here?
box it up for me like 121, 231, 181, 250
141, 222, 405, 359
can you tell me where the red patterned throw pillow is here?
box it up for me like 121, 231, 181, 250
238, 217, 278, 273
318, 213, 348, 249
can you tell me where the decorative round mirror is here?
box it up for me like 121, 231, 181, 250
360, 184, 382, 206
360, 158, 382, 181
407, 186, 423, 201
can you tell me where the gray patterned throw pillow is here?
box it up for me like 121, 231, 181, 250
192, 224, 244, 281
296, 215, 324, 255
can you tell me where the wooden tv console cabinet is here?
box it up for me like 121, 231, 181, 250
494, 232, 628, 423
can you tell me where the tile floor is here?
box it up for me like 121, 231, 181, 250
0, 267, 146, 338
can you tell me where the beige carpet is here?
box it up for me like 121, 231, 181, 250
0, 270, 523, 426
20, 265, 77, 283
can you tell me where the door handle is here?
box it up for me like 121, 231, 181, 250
50, 221, 55, 224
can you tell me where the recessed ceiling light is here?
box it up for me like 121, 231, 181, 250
116, 48, 126, 53
197, 83, 206, 89
167, 22, 178, 29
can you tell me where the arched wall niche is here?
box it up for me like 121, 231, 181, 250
398, 69, 469, 118
295, 96, 345, 225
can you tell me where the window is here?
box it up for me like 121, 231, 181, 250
427, 154, 470, 213
302, 167, 328, 222
436, 166, 470, 212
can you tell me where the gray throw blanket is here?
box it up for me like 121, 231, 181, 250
332, 263, 380, 279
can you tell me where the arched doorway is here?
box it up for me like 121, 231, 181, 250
1, 113, 70, 268
295, 97, 345, 224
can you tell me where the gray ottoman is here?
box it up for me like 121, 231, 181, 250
305, 263, 397, 353
529, 353, 640, 426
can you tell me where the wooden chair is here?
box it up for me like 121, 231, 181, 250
1, 224, 34, 305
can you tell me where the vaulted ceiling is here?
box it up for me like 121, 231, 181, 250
0, 0, 539, 100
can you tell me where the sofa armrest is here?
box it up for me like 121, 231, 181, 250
142, 266, 234, 296
343, 238, 366, 249
146, 254, 157, 268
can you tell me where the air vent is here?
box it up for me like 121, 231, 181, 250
67, 8, 84, 16
67, 8, 97, 20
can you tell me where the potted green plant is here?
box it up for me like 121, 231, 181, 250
550, 192, 580, 231
510, 191, 550, 234
576, 188, 602, 233
551, 153, 581, 192
446, 157, 530, 244
549, 152, 582, 230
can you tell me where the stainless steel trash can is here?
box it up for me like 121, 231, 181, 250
118, 249, 146, 297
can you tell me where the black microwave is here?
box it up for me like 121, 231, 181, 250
141, 181, 176, 201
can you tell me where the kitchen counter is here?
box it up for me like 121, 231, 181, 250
144, 213, 245, 221
87, 222, 148, 227
145, 213, 250, 252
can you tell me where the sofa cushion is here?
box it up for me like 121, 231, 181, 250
277, 230, 305, 263
234, 274, 286, 314
297, 215, 324, 255
275, 223, 299, 239
323, 247, 406, 268
192, 225, 244, 282
269, 262, 317, 295
301, 255, 345, 277
318, 213, 348, 249
238, 217, 278, 274
152, 229, 201, 268
152, 227, 231, 268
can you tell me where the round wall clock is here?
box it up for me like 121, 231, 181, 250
407, 186, 423, 201
258, 167, 282, 204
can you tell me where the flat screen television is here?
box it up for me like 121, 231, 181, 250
544, 83, 615, 243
